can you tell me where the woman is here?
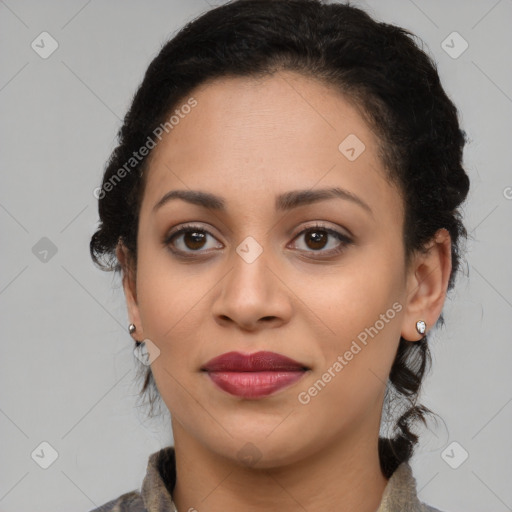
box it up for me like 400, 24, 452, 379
89, 0, 470, 510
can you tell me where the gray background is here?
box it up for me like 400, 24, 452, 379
1, 0, 511, 510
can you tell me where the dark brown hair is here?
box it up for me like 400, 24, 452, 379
90, 0, 470, 479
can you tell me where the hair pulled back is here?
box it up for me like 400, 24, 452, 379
90, 0, 470, 478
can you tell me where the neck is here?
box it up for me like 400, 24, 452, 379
170, 420, 388, 512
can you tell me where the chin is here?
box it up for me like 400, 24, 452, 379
207, 427, 314, 470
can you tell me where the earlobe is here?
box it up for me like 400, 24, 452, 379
116, 242, 144, 340
400, 228, 452, 342
415, 320, 427, 336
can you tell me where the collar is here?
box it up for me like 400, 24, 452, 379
140, 446, 430, 512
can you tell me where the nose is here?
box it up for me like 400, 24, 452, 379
211, 245, 293, 332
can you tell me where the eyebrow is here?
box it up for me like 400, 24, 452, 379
152, 186, 373, 216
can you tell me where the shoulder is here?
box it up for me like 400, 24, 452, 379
86, 445, 177, 512
421, 505, 446, 512
378, 462, 449, 512
88, 490, 146, 512
420, 505, 446, 512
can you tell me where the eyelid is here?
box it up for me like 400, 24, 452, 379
163, 221, 353, 257
164, 223, 223, 254
290, 221, 352, 242
287, 222, 353, 256
166, 222, 220, 240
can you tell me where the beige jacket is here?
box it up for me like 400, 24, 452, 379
90, 446, 444, 512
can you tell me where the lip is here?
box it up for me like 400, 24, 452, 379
201, 351, 308, 399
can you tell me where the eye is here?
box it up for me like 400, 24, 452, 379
288, 223, 352, 257
164, 224, 223, 256
163, 222, 352, 259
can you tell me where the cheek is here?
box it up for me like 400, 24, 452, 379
307, 246, 405, 389
135, 242, 199, 339
309, 248, 404, 339
134, 254, 204, 413
298, 280, 403, 433
134, 245, 215, 383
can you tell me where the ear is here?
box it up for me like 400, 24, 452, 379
401, 228, 452, 342
116, 241, 145, 341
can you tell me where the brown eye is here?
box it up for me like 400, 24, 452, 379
164, 222, 352, 260
304, 229, 329, 250
290, 224, 352, 256
182, 230, 207, 250
164, 224, 223, 255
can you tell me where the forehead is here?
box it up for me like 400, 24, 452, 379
140, 71, 402, 223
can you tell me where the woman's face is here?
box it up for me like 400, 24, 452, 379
123, 71, 420, 467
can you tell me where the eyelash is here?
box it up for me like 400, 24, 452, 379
163, 222, 353, 260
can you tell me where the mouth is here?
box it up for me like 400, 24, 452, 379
201, 351, 309, 399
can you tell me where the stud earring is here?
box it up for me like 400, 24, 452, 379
416, 320, 426, 335
128, 323, 136, 334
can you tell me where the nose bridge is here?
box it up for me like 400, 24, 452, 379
212, 231, 292, 328
228, 212, 274, 281
228, 233, 274, 303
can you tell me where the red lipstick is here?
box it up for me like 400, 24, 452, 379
201, 351, 308, 399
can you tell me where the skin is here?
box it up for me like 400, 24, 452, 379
117, 70, 452, 512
